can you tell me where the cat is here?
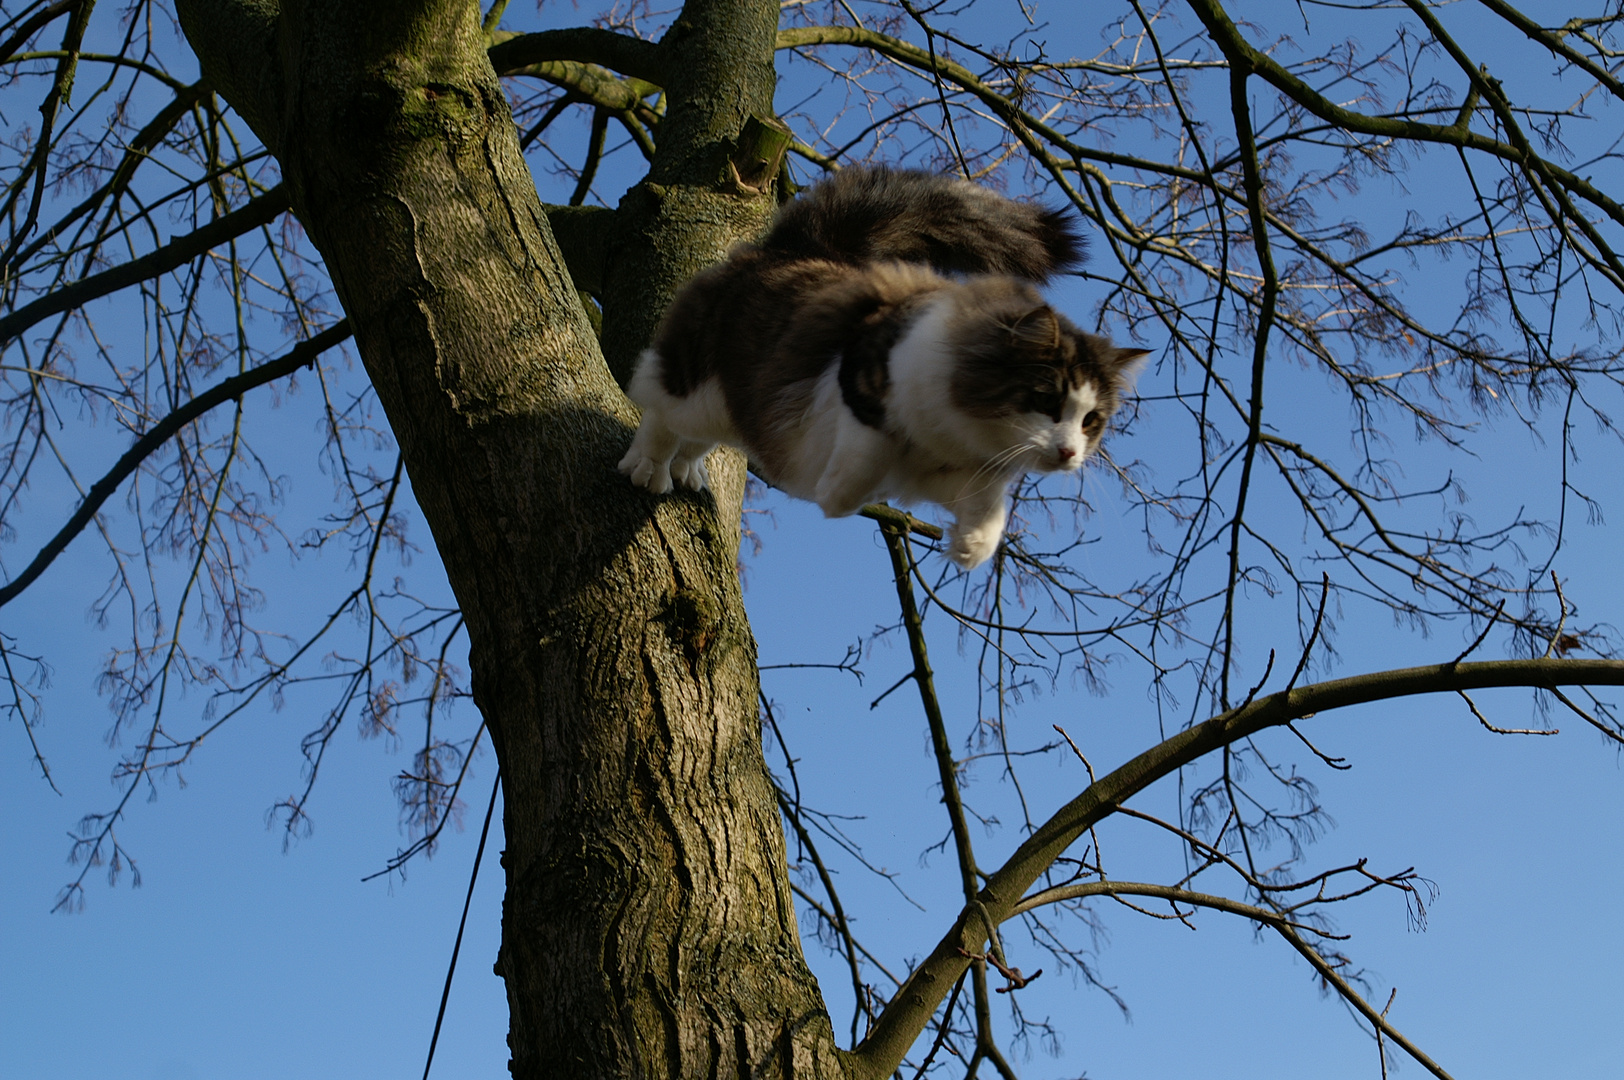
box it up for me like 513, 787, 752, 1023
617, 166, 1148, 569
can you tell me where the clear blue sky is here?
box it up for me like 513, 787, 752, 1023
8, 464, 1624, 1079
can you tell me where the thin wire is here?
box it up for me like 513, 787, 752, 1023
422, 772, 502, 1080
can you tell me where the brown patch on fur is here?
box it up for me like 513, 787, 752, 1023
649, 251, 948, 479
940, 278, 1141, 424
762, 166, 1084, 281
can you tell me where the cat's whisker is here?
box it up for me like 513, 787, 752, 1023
957, 444, 1033, 498
963, 448, 1019, 489
966, 448, 1015, 485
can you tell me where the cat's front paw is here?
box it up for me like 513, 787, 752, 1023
618, 450, 674, 495
946, 525, 1001, 570
670, 455, 711, 492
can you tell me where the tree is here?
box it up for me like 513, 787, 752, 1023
5, 0, 1624, 1077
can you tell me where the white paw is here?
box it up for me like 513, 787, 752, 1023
618, 451, 674, 494
670, 455, 711, 492
946, 526, 1001, 569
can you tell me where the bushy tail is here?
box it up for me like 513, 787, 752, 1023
760, 166, 1083, 281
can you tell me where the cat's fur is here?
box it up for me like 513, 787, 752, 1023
618, 167, 1148, 569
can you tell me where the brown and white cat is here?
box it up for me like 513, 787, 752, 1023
618, 167, 1148, 569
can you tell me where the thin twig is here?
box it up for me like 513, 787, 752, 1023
1457, 690, 1557, 736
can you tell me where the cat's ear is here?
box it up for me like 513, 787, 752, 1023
1007, 305, 1061, 351
1109, 347, 1151, 389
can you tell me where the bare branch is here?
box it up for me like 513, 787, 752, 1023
855, 656, 1624, 1074
0, 185, 290, 347
488, 25, 670, 85
0, 321, 350, 609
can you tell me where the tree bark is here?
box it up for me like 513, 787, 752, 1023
174, 0, 847, 1075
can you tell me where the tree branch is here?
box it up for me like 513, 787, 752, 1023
487, 26, 669, 86
1184, 0, 1624, 230
172, 0, 281, 151
1474, 0, 1624, 103
857, 502, 943, 540
1012, 880, 1454, 1080
7, 76, 208, 274
777, 25, 1214, 190
0, 184, 289, 346
495, 54, 659, 114
853, 655, 1624, 1076
0, 320, 350, 609
541, 203, 612, 295
1216, 40, 1281, 707
1396, 0, 1624, 288
879, 522, 981, 910
0, 0, 78, 67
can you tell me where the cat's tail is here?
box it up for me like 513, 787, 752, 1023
760, 166, 1083, 282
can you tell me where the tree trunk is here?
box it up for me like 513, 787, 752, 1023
175, 0, 849, 1075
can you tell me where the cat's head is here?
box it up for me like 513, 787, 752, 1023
947, 284, 1149, 473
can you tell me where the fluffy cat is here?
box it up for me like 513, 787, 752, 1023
618, 167, 1148, 569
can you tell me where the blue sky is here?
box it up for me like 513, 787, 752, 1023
8, 469, 1624, 1079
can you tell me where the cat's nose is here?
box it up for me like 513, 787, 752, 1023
1057, 447, 1077, 462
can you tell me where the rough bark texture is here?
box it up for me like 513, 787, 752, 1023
598, 0, 784, 384
174, 0, 848, 1076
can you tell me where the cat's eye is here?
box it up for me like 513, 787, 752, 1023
1082, 410, 1103, 430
